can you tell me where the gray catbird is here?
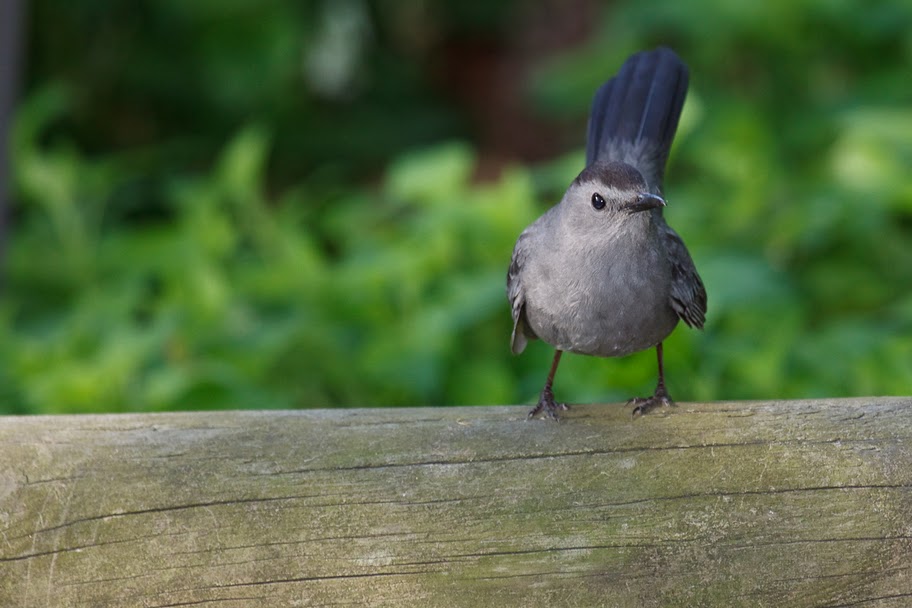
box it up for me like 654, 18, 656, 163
507, 47, 707, 419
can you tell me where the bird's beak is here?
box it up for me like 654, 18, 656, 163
626, 192, 666, 213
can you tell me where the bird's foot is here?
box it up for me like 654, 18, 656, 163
628, 386, 674, 417
527, 387, 569, 420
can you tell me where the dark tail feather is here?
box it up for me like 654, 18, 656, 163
585, 47, 688, 190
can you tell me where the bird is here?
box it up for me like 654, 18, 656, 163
507, 47, 706, 420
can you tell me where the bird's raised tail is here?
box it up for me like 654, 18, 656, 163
585, 47, 688, 191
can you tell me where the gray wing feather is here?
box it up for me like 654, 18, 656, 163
507, 230, 534, 354
663, 225, 706, 329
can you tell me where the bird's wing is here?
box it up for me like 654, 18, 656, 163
663, 225, 707, 329
507, 229, 534, 354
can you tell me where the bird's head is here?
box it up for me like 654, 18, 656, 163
559, 160, 665, 236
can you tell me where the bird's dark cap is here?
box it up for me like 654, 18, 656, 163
574, 161, 646, 191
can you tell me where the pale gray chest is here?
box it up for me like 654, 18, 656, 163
521, 217, 678, 357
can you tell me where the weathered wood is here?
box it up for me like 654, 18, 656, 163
1, 398, 911, 607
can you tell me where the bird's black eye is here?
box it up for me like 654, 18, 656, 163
591, 193, 606, 210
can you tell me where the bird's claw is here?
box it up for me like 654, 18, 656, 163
628, 390, 674, 417
528, 388, 569, 420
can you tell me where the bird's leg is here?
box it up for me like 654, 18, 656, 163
528, 350, 569, 420
629, 342, 674, 417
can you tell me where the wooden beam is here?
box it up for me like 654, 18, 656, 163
2, 398, 911, 606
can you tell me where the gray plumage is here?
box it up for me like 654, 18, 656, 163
507, 48, 706, 418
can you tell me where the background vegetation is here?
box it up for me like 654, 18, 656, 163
4, 0, 911, 414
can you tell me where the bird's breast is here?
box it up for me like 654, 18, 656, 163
523, 231, 678, 357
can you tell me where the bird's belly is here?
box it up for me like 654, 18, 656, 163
524, 260, 678, 357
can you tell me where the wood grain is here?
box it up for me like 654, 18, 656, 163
2, 398, 911, 606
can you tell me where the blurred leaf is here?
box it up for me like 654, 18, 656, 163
385, 142, 475, 205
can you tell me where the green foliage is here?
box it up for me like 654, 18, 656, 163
5, 0, 912, 413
